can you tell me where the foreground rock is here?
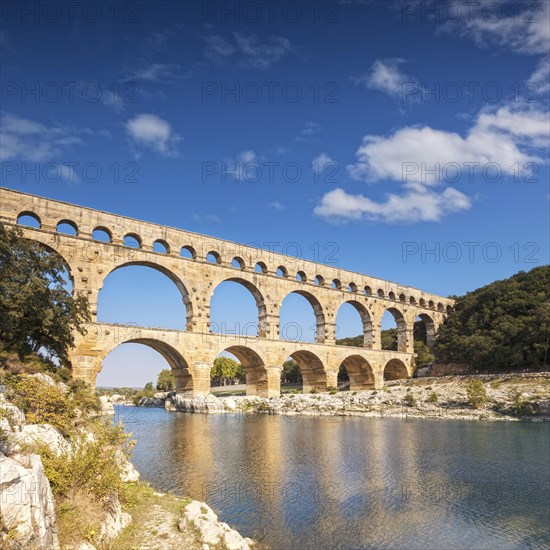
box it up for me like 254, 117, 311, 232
0, 451, 59, 549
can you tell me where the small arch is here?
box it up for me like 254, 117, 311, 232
384, 358, 409, 381
206, 251, 222, 264
92, 226, 112, 243
17, 211, 41, 228
289, 350, 327, 393
388, 291, 396, 300
296, 271, 307, 283
446, 305, 453, 314
348, 282, 358, 293
180, 245, 197, 260
428, 300, 435, 309
419, 298, 426, 307
255, 261, 268, 274
377, 289, 385, 298
340, 355, 375, 390
56, 219, 78, 236
153, 239, 170, 254
276, 266, 288, 278
399, 293, 406, 302
332, 279, 342, 290
437, 302, 444, 311
314, 275, 325, 286
123, 233, 141, 249
364, 286, 372, 296
409, 296, 417, 304
231, 257, 246, 270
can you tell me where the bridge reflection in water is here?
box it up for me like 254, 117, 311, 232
120, 406, 550, 550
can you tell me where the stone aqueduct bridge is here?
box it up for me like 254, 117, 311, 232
1, 188, 453, 396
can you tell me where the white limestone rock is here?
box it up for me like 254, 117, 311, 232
0, 451, 60, 549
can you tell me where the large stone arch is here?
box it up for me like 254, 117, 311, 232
336, 299, 374, 348
416, 312, 436, 346
210, 277, 269, 337
218, 345, 269, 397
382, 306, 408, 352
280, 290, 326, 343
383, 358, 409, 381
99, 338, 193, 393
100, 261, 194, 330
289, 350, 328, 392
340, 354, 375, 390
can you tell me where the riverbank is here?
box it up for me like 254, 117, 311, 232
0, 373, 254, 550
137, 373, 550, 422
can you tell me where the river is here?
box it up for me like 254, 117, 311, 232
115, 406, 550, 549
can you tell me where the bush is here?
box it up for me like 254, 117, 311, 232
40, 419, 133, 502
328, 390, 337, 395
404, 393, 416, 407
428, 391, 439, 404
466, 379, 487, 408
309, 388, 317, 394
327, 386, 337, 392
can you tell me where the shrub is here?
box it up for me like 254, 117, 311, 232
428, 391, 439, 404
40, 419, 133, 502
328, 390, 337, 395
309, 388, 317, 394
404, 393, 416, 407
466, 379, 487, 408
327, 386, 337, 392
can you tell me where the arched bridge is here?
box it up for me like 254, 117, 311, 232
0, 188, 453, 396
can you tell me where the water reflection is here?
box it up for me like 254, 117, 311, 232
118, 407, 550, 549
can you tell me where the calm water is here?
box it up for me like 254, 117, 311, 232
115, 406, 550, 549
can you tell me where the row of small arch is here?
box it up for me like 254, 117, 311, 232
16, 211, 451, 312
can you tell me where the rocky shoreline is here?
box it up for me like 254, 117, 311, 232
130, 372, 550, 422
0, 375, 254, 550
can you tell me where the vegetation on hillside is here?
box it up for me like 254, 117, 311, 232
434, 266, 550, 371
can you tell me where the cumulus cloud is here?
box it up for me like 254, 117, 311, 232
346, 105, 549, 185
314, 187, 472, 223
204, 32, 293, 69
125, 113, 181, 156
269, 201, 286, 211
352, 58, 417, 100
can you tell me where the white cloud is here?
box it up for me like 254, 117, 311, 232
127, 63, 191, 83
0, 112, 84, 162
439, 0, 550, 55
223, 150, 260, 182
347, 105, 549, 185
529, 55, 550, 96
314, 187, 471, 223
204, 32, 293, 69
296, 121, 322, 142
311, 153, 336, 176
125, 114, 181, 156
352, 58, 417, 100
269, 201, 286, 211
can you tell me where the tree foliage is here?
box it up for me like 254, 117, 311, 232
281, 359, 302, 384
211, 357, 245, 386
0, 223, 90, 361
156, 368, 175, 391
434, 266, 550, 371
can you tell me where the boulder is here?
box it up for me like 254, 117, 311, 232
184, 501, 251, 550
0, 451, 60, 549
97, 494, 131, 543
10, 424, 70, 456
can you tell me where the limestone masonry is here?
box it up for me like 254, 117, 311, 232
0, 188, 453, 395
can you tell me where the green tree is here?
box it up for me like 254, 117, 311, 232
434, 266, 550, 371
156, 368, 175, 391
0, 223, 90, 361
281, 359, 302, 384
414, 340, 435, 368
211, 357, 244, 386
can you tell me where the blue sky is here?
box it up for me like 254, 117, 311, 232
2, 0, 548, 386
